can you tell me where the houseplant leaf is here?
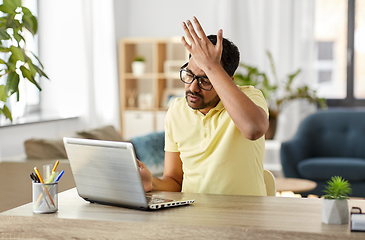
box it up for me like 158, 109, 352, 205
0, 28, 11, 40
33, 64, 49, 79
9, 45, 25, 62
0, 104, 12, 121
5, 71, 20, 96
3, 0, 21, 10
21, 7, 37, 35
20, 65, 41, 91
0, 85, 7, 102
0, 4, 15, 15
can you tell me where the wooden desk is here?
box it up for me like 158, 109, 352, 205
1, 188, 365, 239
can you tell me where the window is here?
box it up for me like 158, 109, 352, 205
314, 0, 365, 107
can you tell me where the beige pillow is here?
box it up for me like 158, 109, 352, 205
24, 139, 67, 159
76, 125, 123, 142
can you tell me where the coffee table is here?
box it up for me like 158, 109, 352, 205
276, 178, 317, 196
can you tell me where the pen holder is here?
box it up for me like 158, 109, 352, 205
32, 182, 58, 214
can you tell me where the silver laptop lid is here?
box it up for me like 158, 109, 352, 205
63, 137, 148, 209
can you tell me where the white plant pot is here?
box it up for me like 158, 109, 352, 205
132, 61, 145, 76
322, 199, 349, 224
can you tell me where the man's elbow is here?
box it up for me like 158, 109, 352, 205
241, 121, 269, 141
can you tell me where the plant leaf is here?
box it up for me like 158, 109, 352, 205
22, 7, 37, 35
0, 4, 16, 15
30, 51, 44, 69
1, 103, 12, 121
0, 84, 7, 102
20, 65, 42, 91
0, 46, 11, 53
5, 71, 20, 96
13, 30, 25, 45
26, 59, 37, 78
0, 28, 10, 40
9, 45, 25, 62
266, 50, 278, 85
33, 64, 49, 79
6, 14, 19, 29
4, 0, 21, 10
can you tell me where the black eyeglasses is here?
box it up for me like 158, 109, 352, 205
179, 62, 213, 91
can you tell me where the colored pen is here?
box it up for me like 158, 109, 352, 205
54, 170, 64, 182
34, 167, 55, 206
52, 160, 59, 172
46, 160, 60, 183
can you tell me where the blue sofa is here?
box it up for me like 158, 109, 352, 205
280, 109, 365, 197
131, 131, 165, 176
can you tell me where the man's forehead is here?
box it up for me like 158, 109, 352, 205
187, 59, 206, 76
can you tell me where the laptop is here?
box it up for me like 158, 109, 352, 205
63, 137, 195, 210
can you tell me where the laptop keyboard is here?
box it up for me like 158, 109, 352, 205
146, 195, 173, 204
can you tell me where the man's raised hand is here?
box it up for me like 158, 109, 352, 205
181, 16, 223, 72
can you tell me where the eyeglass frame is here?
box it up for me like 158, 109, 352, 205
179, 62, 213, 91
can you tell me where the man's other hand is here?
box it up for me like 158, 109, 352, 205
136, 159, 152, 192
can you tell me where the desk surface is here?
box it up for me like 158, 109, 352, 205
2, 188, 365, 239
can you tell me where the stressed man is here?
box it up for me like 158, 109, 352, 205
138, 17, 269, 196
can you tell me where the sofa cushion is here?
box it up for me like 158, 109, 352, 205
131, 131, 165, 167
24, 138, 67, 159
297, 158, 365, 181
76, 125, 123, 142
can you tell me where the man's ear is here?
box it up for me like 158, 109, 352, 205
230, 76, 234, 81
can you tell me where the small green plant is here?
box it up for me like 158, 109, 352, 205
322, 176, 352, 200
134, 56, 145, 62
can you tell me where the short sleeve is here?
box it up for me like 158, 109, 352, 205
240, 86, 269, 118
164, 100, 179, 152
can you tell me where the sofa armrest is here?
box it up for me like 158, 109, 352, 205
280, 138, 311, 178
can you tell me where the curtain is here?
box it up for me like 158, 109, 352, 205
216, 0, 316, 141
38, 0, 119, 131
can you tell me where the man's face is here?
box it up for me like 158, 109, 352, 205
184, 58, 220, 115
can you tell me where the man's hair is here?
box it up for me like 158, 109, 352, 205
189, 35, 240, 77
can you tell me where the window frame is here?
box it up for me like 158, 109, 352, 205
326, 0, 365, 107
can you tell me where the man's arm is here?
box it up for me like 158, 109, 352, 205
203, 66, 268, 140
181, 17, 268, 140
138, 151, 183, 192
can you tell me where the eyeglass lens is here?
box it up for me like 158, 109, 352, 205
179, 64, 212, 91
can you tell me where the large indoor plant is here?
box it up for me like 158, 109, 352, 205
0, 0, 48, 122
234, 51, 326, 139
322, 176, 352, 224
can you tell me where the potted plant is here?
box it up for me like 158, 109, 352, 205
234, 51, 326, 139
0, 0, 48, 122
132, 55, 145, 76
322, 176, 352, 224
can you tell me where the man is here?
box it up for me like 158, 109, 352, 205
138, 17, 269, 196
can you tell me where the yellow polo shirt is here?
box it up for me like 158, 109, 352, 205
164, 85, 269, 196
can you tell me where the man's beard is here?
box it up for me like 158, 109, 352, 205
185, 90, 220, 110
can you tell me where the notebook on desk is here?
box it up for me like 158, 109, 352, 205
63, 137, 194, 210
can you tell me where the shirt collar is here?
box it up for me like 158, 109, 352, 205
184, 98, 225, 116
